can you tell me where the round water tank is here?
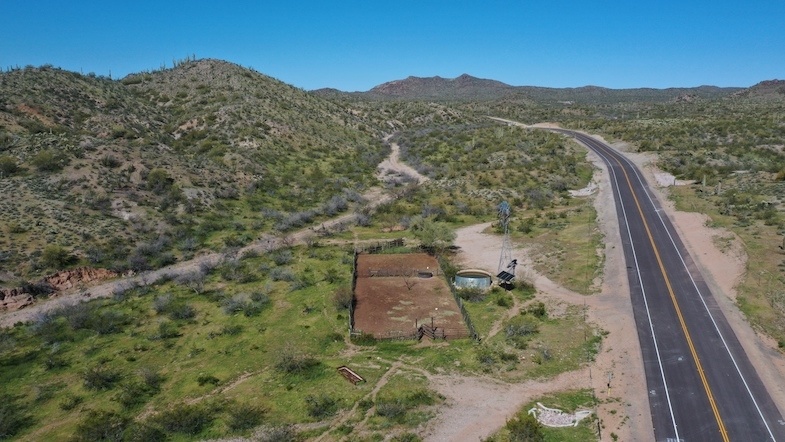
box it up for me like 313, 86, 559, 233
454, 269, 492, 290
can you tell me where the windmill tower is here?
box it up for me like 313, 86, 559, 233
497, 201, 517, 285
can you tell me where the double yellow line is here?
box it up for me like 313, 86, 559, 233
604, 140, 730, 441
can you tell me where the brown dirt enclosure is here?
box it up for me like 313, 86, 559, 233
352, 253, 469, 339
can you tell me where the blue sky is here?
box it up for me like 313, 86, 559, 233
2, 1, 783, 91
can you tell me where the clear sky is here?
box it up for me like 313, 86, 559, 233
2, 1, 783, 91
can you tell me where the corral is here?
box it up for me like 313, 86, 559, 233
352, 253, 470, 340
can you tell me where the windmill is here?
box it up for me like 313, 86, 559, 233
496, 201, 517, 286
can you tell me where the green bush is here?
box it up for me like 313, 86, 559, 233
0, 155, 20, 177
41, 244, 76, 269
524, 301, 547, 319
332, 285, 353, 310
505, 412, 544, 441
153, 403, 214, 435
274, 346, 319, 374
305, 394, 339, 419
505, 315, 540, 338
226, 402, 266, 432
82, 365, 122, 390
70, 410, 129, 442
0, 393, 33, 440
196, 374, 220, 386
31, 149, 66, 172
375, 400, 406, 422
457, 286, 487, 302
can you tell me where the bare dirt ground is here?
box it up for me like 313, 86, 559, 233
353, 253, 467, 338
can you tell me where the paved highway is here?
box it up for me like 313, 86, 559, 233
554, 129, 785, 441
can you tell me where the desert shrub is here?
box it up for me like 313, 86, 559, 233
0, 393, 33, 440
290, 271, 316, 291
524, 301, 547, 319
154, 320, 181, 339
322, 266, 342, 283
152, 294, 174, 314
176, 270, 205, 293
82, 365, 122, 390
153, 402, 214, 435
274, 346, 319, 374
305, 394, 339, 419
505, 411, 544, 441
220, 259, 256, 282
332, 285, 353, 310
122, 422, 167, 442
271, 249, 293, 265
41, 244, 76, 269
457, 286, 487, 302
220, 324, 244, 336
0, 155, 20, 177
70, 409, 129, 442
154, 294, 196, 320
139, 367, 164, 390
375, 400, 407, 422
32, 313, 72, 344
99, 155, 122, 168
506, 315, 540, 338
146, 168, 173, 195
221, 293, 248, 315
223, 234, 251, 248
496, 293, 513, 308
90, 310, 130, 335
196, 374, 220, 386
115, 381, 152, 409
226, 402, 267, 432
58, 393, 83, 411
59, 302, 95, 330
44, 351, 70, 370
31, 149, 66, 172
255, 425, 297, 442
269, 267, 295, 282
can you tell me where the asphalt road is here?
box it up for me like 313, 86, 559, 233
554, 129, 785, 441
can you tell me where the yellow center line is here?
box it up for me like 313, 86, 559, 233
604, 142, 730, 441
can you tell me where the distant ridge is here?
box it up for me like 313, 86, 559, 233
368, 74, 514, 101
313, 75, 746, 104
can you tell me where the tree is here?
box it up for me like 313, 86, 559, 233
409, 216, 456, 253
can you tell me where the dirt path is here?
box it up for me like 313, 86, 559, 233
377, 134, 429, 185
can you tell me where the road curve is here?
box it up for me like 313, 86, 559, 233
550, 128, 784, 441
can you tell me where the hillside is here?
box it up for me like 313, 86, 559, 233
0, 60, 387, 282
315, 74, 743, 104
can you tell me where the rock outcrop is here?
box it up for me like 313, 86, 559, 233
0, 288, 35, 312
0, 267, 117, 313
44, 267, 118, 291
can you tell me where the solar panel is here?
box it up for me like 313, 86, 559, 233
496, 271, 515, 282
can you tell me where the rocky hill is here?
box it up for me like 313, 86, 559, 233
315, 74, 743, 104
732, 79, 785, 99
0, 60, 387, 282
